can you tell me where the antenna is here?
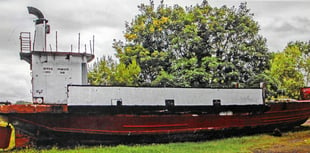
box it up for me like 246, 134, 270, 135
78, 33, 80, 53
56, 31, 58, 52
89, 40, 92, 53
93, 35, 95, 54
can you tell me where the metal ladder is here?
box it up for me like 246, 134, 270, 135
20, 32, 31, 52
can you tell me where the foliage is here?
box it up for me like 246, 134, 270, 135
114, 0, 269, 87
246, 72, 279, 98
288, 41, 310, 86
88, 56, 115, 85
88, 56, 141, 86
269, 43, 307, 98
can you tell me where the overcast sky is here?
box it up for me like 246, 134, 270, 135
0, 0, 309, 102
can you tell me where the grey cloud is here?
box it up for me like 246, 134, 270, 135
294, 17, 310, 31
0, 79, 31, 102
266, 17, 310, 33
276, 21, 298, 32
34, 0, 143, 33
0, 57, 31, 102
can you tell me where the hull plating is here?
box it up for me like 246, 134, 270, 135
6, 102, 310, 137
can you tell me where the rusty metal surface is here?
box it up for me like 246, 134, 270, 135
0, 104, 68, 114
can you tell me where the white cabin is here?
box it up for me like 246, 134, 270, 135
20, 7, 94, 104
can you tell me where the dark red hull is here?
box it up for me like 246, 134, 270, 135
8, 103, 309, 134
1, 102, 310, 147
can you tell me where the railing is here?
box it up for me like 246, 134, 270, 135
20, 32, 31, 52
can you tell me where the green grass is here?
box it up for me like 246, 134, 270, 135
10, 130, 310, 153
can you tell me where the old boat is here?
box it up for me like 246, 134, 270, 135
0, 7, 309, 150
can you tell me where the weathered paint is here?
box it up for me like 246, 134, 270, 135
0, 116, 15, 151
301, 87, 310, 100
0, 102, 309, 149
0, 104, 67, 113
5, 102, 310, 136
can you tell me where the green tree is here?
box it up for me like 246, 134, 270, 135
114, 0, 269, 87
113, 59, 141, 86
88, 56, 141, 86
287, 41, 310, 86
88, 56, 115, 85
270, 45, 305, 99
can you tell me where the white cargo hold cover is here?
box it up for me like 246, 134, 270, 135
68, 86, 264, 106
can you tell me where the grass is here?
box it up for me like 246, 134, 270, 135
10, 128, 310, 153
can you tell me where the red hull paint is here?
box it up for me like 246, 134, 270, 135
0, 126, 11, 149
5, 102, 310, 136
0, 102, 309, 148
301, 87, 310, 100
0, 104, 67, 113
15, 131, 32, 148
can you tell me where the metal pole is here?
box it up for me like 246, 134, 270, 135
78, 33, 80, 53
93, 35, 95, 54
44, 20, 46, 51
56, 31, 58, 52
89, 40, 92, 54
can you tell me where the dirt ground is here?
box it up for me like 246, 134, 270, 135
253, 119, 310, 153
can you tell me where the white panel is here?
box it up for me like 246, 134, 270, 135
68, 86, 263, 106
33, 24, 46, 51
31, 53, 88, 104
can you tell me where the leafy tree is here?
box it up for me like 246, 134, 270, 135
114, 0, 269, 87
88, 56, 115, 85
88, 56, 141, 86
113, 59, 141, 86
270, 45, 305, 99
246, 72, 279, 98
287, 41, 310, 86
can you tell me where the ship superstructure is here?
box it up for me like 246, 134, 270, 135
20, 8, 264, 108
20, 7, 94, 104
